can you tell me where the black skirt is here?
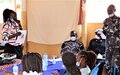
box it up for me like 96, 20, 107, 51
4, 43, 23, 59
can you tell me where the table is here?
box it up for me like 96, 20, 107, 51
0, 59, 66, 75
43, 61, 66, 75
0, 59, 21, 75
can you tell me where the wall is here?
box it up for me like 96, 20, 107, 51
28, 41, 61, 58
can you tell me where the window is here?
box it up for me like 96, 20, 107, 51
16, 0, 22, 21
86, 0, 120, 23
0, 0, 15, 23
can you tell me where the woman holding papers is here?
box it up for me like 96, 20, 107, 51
2, 9, 23, 59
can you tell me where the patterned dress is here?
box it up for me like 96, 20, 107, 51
2, 19, 20, 46
2, 19, 23, 59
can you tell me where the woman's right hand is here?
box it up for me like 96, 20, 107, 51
52, 71, 60, 75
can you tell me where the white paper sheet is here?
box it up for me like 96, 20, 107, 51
48, 57, 62, 62
97, 53, 105, 59
16, 30, 27, 45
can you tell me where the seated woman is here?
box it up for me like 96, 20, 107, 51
61, 30, 84, 55
87, 29, 106, 55
53, 52, 81, 75
88, 51, 106, 75
87, 51, 97, 70
4, 52, 43, 75
76, 51, 91, 75
22, 52, 42, 75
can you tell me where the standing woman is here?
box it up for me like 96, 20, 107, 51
2, 9, 23, 59
103, 4, 120, 75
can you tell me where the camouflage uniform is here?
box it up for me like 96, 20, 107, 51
103, 16, 120, 75
61, 40, 84, 55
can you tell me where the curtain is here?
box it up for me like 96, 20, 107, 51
27, 0, 81, 44
78, 0, 83, 25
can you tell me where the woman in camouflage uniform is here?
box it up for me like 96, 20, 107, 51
61, 31, 84, 55
103, 4, 120, 75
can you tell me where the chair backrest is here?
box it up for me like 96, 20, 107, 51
90, 63, 101, 75
114, 64, 117, 75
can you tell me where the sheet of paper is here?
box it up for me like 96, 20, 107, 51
16, 30, 27, 45
48, 57, 62, 62
97, 53, 105, 59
